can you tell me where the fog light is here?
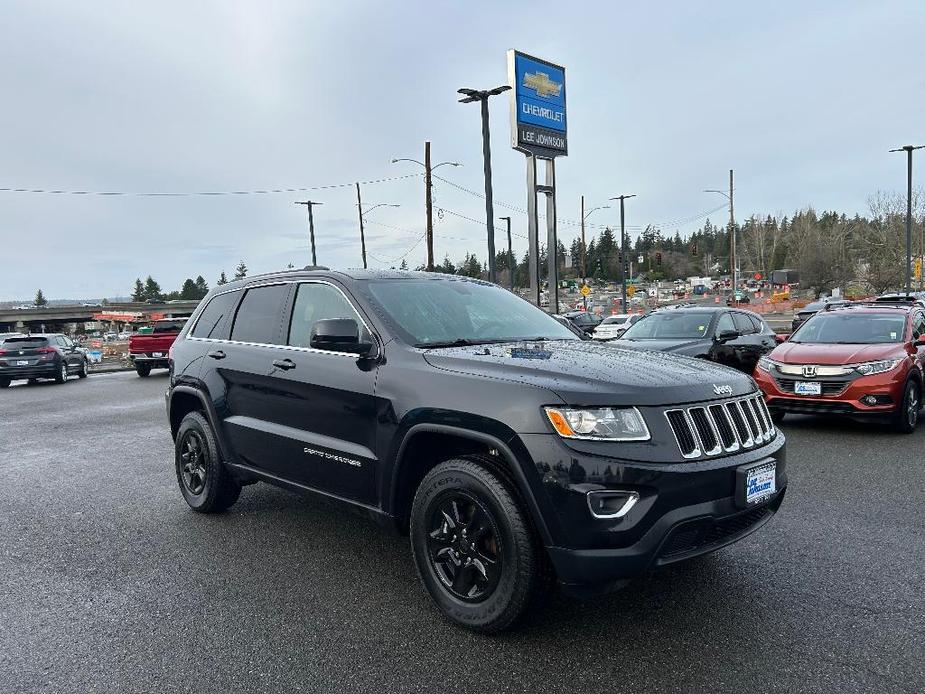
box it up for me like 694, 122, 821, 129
862, 395, 878, 406
586, 490, 640, 519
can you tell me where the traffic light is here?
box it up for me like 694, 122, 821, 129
655, 252, 662, 266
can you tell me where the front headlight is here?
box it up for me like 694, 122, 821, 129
853, 359, 900, 376
544, 406, 650, 441
756, 356, 776, 372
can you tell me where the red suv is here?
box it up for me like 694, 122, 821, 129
753, 303, 925, 432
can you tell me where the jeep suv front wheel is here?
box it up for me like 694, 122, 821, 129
410, 457, 550, 633
174, 411, 241, 512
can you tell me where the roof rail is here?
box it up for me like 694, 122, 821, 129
835, 301, 914, 310
302, 265, 330, 271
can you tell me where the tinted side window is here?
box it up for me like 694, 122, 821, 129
191, 290, 241, 340
732, 312, 757, 334
748, 315, 766, 333
716, 312, 736, 335
288, 283, 366, 348
230, 284, 290, 345
912, 313, 925, 339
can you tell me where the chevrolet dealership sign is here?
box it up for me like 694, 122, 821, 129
507, 50, 567, 157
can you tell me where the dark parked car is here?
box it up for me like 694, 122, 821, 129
791, 298, 850, 332
617, 307, 779, 373
561, 310, 602, 334
166, 270, 786, 632
0, 333, 89, 387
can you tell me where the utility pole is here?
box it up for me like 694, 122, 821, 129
458, 85, 511, 284
580, 195, 587, 281
500, 216, 513, 291
294, 200, 323, 266
729, 169, 736, 293
425, 141, 434, 271
392, 146, 459, 272
355, 182, 367, 270
610, 194, 636, 312
890, 145, 924, 293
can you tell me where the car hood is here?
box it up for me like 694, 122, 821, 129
771, 342, 903, 364
422, 339, 754, 407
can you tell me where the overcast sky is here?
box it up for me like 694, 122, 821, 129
1, 1, 923, 300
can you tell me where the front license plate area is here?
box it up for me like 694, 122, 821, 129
794, 381, 821, 396
736, 460, 777, 508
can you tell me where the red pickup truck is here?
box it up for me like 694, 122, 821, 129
128, 318, 187, 377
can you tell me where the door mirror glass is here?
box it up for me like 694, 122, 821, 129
717, 329, 740, 342
310, 319, 372, 354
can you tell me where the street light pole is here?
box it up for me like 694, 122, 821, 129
891, 145, 924, 294
294, 200, 323, 266
499, 216, 513, 291
705, 171, 736, 295
610, 194, 636, 312
355, 183, 367, 269
391, 152, 460, 271
579, 199, 610, 309
458, 85, 511, 284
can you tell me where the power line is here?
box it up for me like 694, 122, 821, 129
433, 173, 730, 232
0, 173, 422, 197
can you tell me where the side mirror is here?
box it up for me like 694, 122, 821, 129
310, 318, 373, 355
716, 329, 740, 342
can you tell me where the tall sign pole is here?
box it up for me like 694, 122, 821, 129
507, 49, 567, 314
610, 194, 636, 312
891, 145, 924, 293
355, 183, 367, 270
729, 169, 736, 292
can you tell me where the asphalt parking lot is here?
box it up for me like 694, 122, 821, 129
1, 371, 923, 694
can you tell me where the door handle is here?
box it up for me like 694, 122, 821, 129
207, 350, 226, 360
272, 358, 296, 371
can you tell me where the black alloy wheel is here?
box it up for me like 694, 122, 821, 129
173, 411, 241, 512
78, 359, 89, 378
427, 493, 502, 602
54, 362, 67, 384
895, 380, 920, 434
178, 430, 207, 495
410, 456, 552, 633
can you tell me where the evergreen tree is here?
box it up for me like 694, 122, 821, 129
194, 276, 209, 298
143, 276, 162, 301
233, 261, 248, 280
180, 278, 198, 300
34, 289, 47, 307
131, 278, 145, 302
217, 271, 228, 286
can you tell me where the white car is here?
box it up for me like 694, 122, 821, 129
592, 314, 642, 340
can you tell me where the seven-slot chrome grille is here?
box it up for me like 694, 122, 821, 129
665, 393, 776, 459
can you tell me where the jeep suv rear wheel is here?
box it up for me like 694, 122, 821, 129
174, 411, 241, 512
410, 457, 548, 633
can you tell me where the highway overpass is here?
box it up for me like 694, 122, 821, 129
0, 301, 200, 333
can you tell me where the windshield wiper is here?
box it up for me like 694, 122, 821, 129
415, 338, 511, 349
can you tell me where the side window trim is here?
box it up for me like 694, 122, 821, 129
228, 282, 293, 346
190, 287, 243, 341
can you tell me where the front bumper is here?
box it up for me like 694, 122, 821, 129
754, 367, 903, 416
519, 432, 787, 591
0, 363, 58, 380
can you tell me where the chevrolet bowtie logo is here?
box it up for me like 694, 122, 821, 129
523, 71, 562, 98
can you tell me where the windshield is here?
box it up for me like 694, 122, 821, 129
365, 279, 577, 346
791, 313, 907, 344
621, 312, 712, 340
601, 315, 630, 325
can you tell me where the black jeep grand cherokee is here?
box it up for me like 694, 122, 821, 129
166, 269, 787, 632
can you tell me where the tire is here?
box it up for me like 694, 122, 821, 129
894, 380, 920, 434
54, 362, 68, 384
174, 411, 241, 512
770, 409, 786, 424
0, 378, 9, 389
410, 456, 548, 633
78, 359, 89, 378
135, 363, 151, 378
